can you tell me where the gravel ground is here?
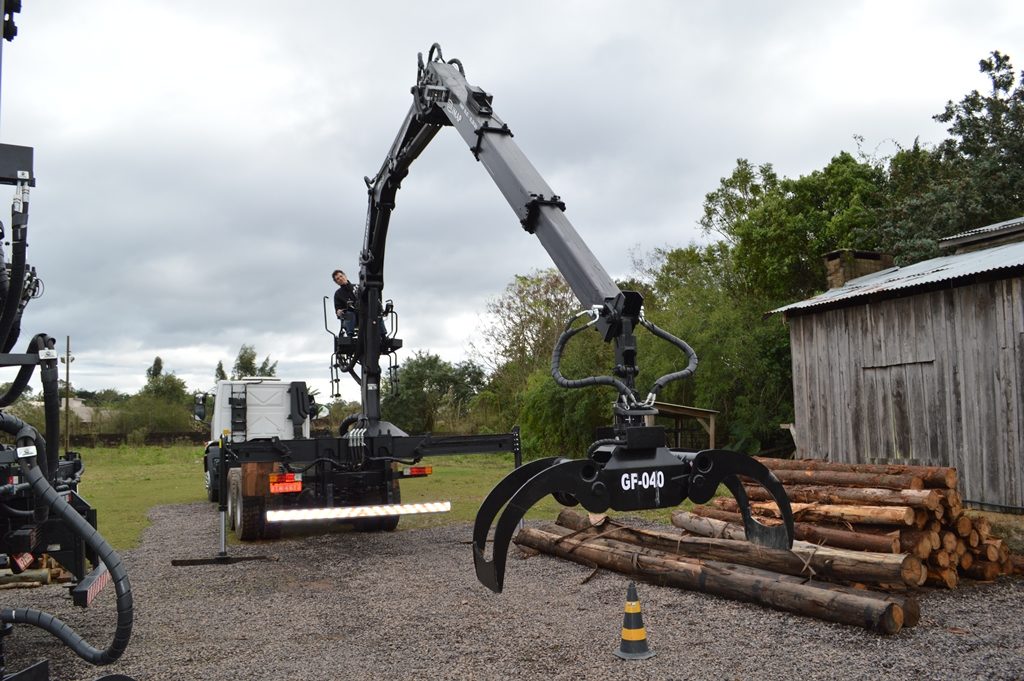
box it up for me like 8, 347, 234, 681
3, 502, 1024, 681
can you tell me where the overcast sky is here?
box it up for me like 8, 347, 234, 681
0, 0, 1019, 402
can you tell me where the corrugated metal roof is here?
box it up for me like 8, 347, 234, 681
772, 240, 1024, 315
939, 215, 1024, 243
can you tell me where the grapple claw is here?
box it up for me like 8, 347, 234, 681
473, 458, 596, 593
472, 428, 796, 592
687, 449, 795, 550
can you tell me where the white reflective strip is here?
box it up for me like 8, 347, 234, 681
266, 501, 451, 523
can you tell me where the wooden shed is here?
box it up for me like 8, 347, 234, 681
773, 216, 1024, 513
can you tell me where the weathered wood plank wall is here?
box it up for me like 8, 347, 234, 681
788, 276, 1024, 510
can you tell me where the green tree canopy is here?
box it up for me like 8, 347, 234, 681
382, 351, 486, 434
146, 356, 163, 380
874, 50, 1024, 262
230, 344, 277, 379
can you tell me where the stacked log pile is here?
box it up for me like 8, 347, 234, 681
720, 457, 1018, 588
511, 460, 1020, 635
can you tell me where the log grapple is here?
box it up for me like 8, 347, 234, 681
472, 307, 796, 593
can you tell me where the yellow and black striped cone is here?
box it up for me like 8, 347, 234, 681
613, 581, 655, 660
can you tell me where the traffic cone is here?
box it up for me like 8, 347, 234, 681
613, 581, 655, 660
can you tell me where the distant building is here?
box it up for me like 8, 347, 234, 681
773, 216, 1024, 512
66, 397, 97, 423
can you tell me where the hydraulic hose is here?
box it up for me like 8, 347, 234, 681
339, 412, 361, 436
0, 416, 132, 666
0, 502, 33, 517
39, 336, 61, 481
0, 215, 27, 352
0, 334, 49, 408
639, 318, 699, 399
551, 314, 633, 399
0, 229, 8, 320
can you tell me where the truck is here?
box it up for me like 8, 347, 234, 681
198, 376, 518, 541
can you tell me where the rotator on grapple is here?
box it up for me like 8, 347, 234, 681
358, 43, 796, 593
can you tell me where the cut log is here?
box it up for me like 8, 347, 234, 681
685, 506, 900, 553
962, 560, 1000, 581
1011, 555, 1024, 576
959, 551, 974, 571
974, 542, 1000, 562
712, 497, 916, 526
941, 531, 958, 553
0, 568, 50, 585
761, 469, 924, 491
514, 524, 904, 634
668, 511, 923, 586
754, 457, 956, 488
984, 538, 1011, 564
926, 567, 958, 589
742, 484, 942, 510
928, 551, 950, 569
973, 516, 991, 540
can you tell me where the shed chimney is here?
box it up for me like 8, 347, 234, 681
823, 250, 894, 289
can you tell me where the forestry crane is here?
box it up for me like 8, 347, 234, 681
330, 44, 797, 593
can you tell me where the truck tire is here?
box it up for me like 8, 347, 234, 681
356, 480, 401, 532
227, 468, 241, 532
234, 494, 264, 541
205, 446, 221, 503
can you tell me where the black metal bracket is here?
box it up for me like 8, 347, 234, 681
470, 121, 513, 161
520, 193, 566, 234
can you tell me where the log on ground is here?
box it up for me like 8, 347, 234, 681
514, 523, 904, 634
668, 510, 924, 586
684, 505, 901, 553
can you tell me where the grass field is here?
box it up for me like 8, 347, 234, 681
77, 446, 209, 549
76, 445, 688, 549
73, 445, 1024, 553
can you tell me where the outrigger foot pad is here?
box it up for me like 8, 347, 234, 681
472, 428, 795, 592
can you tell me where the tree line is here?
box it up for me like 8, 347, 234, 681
5, 344, 283, 444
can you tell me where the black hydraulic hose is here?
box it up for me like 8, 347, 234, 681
339, 413, 361, 436
0, 502, 33, 517
0, 333, 48, 408
586, 438, 623, 464
586, 438, 623, 459
0, 417, 132, 666
551, 316, 633, 399
0, 232, 8, 317
39, 336, 62, 481
0, 218, 27, 352
639, 318, 699, 398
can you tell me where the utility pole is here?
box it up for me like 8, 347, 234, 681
60, 335, 74, 452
